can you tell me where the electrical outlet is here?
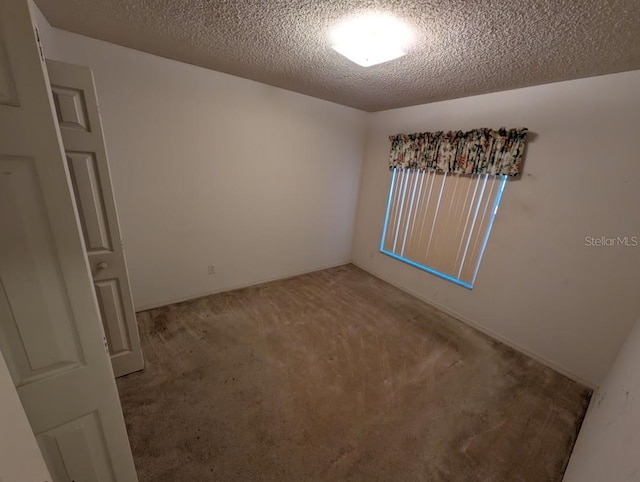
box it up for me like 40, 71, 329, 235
208, 265, 216, 275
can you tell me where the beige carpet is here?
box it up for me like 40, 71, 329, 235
117, 264, 590, 481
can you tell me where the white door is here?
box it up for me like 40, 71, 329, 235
47, 59, 144, 378
0, 0, 138, 481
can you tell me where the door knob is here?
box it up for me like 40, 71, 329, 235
97, 262, 109, 270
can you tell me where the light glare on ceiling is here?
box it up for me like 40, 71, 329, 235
330, 13, 413, 67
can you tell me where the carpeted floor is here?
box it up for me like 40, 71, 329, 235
116, 264, 591, 481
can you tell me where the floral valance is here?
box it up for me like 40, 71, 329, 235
388, 128, 528, 177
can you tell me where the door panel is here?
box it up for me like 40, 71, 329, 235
95, 279, 132, 354
38, 411, 115, 482
0, 0, 138, 480
0, 157, 84, 385
51, 85, 90, 131
66, 151, 112, 251
47, 59, 144, 378
0, 32, 18, 106
0, 350, 51, 482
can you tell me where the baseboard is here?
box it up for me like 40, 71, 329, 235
135, 260, 352, 312
136, 259, 597, 389
352, 262, 598, 390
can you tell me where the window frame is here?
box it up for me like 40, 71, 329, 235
379, 169, 507, 289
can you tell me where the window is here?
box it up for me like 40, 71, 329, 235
380, 169, 506, 289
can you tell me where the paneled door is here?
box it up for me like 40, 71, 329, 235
46, 59, 144, 378
0, 0, 138, 480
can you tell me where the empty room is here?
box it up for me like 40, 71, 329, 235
1, 0, 640, 481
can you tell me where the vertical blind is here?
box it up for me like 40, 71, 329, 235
381, 169, 506, 288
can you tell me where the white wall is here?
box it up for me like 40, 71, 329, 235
37, 16, 367, 310
352, 71, 640, 387
563, 317, 640, 481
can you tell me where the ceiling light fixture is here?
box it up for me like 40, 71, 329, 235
330, 13, 413, 67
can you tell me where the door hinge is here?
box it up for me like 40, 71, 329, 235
34, 26, 44, 62
103, 335, 110, 353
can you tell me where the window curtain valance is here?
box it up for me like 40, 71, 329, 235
388, 128, 528, 177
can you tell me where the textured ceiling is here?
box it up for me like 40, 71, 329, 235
35, 0, 640, 112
